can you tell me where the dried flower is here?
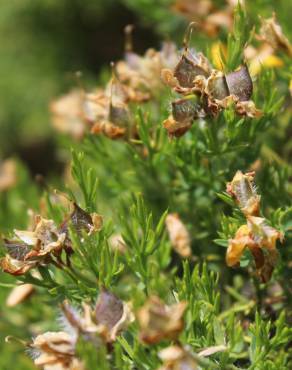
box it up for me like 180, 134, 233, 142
0, 158, 17, 192
31, 331, 83, 370
0, 216, 67, 275
62, 290, 134, 344
94, 289, 134, 342
165, 213, 192, 257
137, 296, 187, 344
259, 13, 292, 56
60, 202, 103, 248
226, 170, 260, 216
158, 345, 197, 370
50, 89, 87, 140
226, 217, 282, 282
6, 284, 34, 307
116, 26, 178, 100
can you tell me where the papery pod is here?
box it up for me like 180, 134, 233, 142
158, 345, 197, 370
60, 203, 93, 236
3, 239, 31, 261
137, 296, 187, 344
226, 64, 253, 101
165, 213, 192, 257
163, 116, 192, 138
95, 289, 134, 342
259, 13, 292, 56
171, 96, 199, 123
226, 170, 260, 216
174, 23, 211, 88
174, 50, 211, 88
205, 70, 229, 100
6, 284, 34, 307
95, 290, 124, 332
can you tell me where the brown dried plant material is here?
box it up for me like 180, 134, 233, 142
226, 65, 253, 102
14, 217, 66, 260
50, 89, 87, 140
91, 70, 132, 140
60, 203, 103, 248
226, 171, 260, 216
235, 100, 262, 118
158, 345, 197, 370
0, 219, 67, 276
62, 291, 134, 344
259, 13, 292, 56
0, 249, 37, 276
161, 23, 211, 95
116, 26, 178, 100
109, 234, 127, 253
163, 96, 202, 138
31, 331, 84, 370
137, 296, 187, 344
163, 115, 193, 138
95, 289, 134, 342
165, 213, 192, 257
0, 159, 17, 192
6, 284, 34, 307
226, 217, 283, 282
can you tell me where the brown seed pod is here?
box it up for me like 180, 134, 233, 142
226, 64, 253, 101
95, 290, 124, 332
174, 51, 210, 88
171, 96, 199, 123
206, 71, 229, 100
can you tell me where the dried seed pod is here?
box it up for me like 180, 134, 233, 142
165, 213, 192, 257
163, 116, 193, 138
206, 70, 229, 100
225, 64, 253, 101
259, 13, 292, 56
3, 239, 31, 261
174, 51, 211, 88
235, 100, 262, 118
95, 290, 124, 332
173, 23, 211, 88
95, 289, 134, 342
158, 345, 197, 370
31, 331, 82, 370
6, 284, 34, 307
172, 96, 199, 123
60, 203, 103, 243
137, 296, 187, 344
226, 170, 260, 216
0, 254, 37, 276
226, 217, 282, 282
